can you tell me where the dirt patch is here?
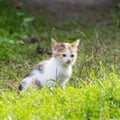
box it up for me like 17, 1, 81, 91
13, 0, 119, 25
18, 0, 119, 11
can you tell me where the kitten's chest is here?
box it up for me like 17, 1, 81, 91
44, 59, 72, 80
57, 66, 72, 79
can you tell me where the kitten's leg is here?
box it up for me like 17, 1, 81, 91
46, 79, 56, 90
60, 78, 69, 90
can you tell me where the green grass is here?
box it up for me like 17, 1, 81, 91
0, 70, 120, 120
0, 0, 120, 119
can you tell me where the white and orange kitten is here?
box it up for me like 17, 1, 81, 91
19, 39, 80, 91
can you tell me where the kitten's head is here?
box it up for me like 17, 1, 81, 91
52, 38, 80, 66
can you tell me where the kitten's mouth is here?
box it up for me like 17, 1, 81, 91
66, 61, 71, 64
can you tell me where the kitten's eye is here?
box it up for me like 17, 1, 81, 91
71, 54, 74, 57
62, 54, 66, 57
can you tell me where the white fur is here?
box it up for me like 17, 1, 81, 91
20, 39, 79, 91
21, 57, 72, 90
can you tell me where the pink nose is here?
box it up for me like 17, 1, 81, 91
66, 60, 71, 64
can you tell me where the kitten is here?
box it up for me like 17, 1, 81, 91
19, 39, 80, 91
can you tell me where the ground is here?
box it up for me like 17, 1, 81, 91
0, 0, 120, 119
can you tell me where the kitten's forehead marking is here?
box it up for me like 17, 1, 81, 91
54, 43, 66, 52
65, 43, 75, 54
66, 46, 71, 54
62, 43, 75, 54
53, 42, 77, 58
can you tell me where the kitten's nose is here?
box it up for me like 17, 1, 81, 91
66, 60, 71, 64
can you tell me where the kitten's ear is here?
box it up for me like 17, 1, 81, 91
51, 38, 59, 50
71, 39, 80, 47
52, 38, 58, 45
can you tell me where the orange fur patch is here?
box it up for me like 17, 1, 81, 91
53, 40, 79, 59
69, 45, 77, 55
54, 52, 62, 59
